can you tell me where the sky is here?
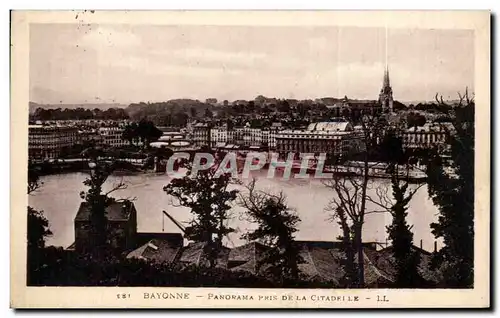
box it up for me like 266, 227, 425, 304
29, 24, 474, 104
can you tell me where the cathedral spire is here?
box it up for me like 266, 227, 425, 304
383, 65, 390, 88
379, 65, 394, 112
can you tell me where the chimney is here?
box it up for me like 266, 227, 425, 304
433, 241, 437, 253
420, 239, 423, 250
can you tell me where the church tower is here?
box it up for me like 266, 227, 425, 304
379, 66, 394, 112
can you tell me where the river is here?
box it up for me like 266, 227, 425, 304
28, 171, 443, 252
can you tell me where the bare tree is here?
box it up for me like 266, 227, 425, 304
323, 112, 388, 287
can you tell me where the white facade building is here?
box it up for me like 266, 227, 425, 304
192, 123, 211, 147
275, 121, 361, 159
209, 124, 284, 149
98, 127, 128, 148
401, 123, 453, 150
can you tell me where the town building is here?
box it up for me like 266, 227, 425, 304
275, 121, 362, 160
240, 126, 264, 147
401, 123, 453, 150
69, 200, 186, 256
209, 123, 283, 150
98, 126, 128, 148
210, 126, 229, 148
28, 125, 79, 160
191, 122, 211, 148
77, 129, 102, 146
71, 200, 138, 253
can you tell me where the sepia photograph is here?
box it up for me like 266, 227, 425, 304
10, 10, 490, 308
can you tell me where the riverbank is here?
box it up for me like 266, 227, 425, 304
30, 158, 146, 176
31, 155, 428, 184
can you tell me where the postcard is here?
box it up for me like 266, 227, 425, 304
10, 10, 490, 308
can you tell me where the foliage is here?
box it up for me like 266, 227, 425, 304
366, 131, 427, 287
332, 207, 359, 287
386, 174, 423, 287
426, 91, 474, 288
407, 112, 427, 128
78, 153, 128, 255
27, 207, 53, 251
121, 122, 139, 145
163, 156, 238, 268
27, 163, 53, 285
414, 102, 452, 113
126, 100, 212, 126
121, 120, 162, 148
28, 163, 42, 194
122, 120, 161, 147
238, 179, 303, 283
31, 107, 129, 121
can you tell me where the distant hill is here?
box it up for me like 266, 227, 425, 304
125, 99, 215, 125
29, 102, 129, 113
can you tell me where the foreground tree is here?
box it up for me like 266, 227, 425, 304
365, 131, 425, 287
324, 112, 386, 287
27, 164, 51, 248
368, 171, 424, 287
386, 174, 423, 287
332, 206, 358, 287
163, 156, 238, 268
27, 163, 52, 284
238, 179, 302, 284
79, 148, 129, 257
426, 91, 474, 287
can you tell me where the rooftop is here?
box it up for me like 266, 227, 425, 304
406, 122, 455, 133
126, 238, 181, 264
74, 201, 136, 222
307, 122, 352, 132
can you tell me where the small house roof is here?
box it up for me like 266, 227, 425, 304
228, 242, 269, 274
178, 242, 230, 268
126, 238, 181, 264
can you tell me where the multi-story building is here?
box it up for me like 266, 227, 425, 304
240, 127, 263, 147
401, 123, 453, 150
77, 129, 102, 146
210, 126, 228, 148
267, 125, 282, 149
275, 121, 361, 159
192, 122, 211, 147
209, 123, 283, 150
98, 126, 128, 148
28, 125, 79, 160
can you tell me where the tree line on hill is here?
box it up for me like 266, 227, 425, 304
30, 95, 454, 129
31, 107, 129, 121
